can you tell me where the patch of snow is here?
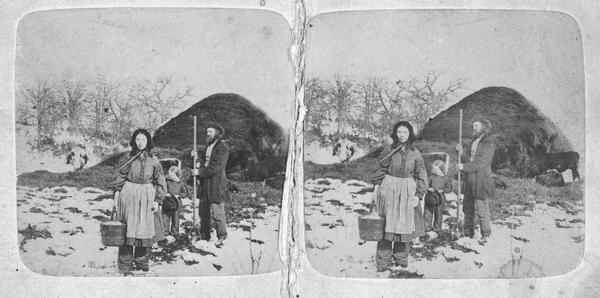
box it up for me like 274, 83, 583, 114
304, 178, 585, 279
17, 185, 282, 276
426, 231, 438, 240
15, 124, 119, 175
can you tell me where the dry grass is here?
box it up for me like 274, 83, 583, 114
152, 93, 288, 180
19, 224, 52, 250
305, 145, 584, 223
304, 140, 457, 183
420, 87, 574, 177
421, 87, 572, 151
17, 166, 117, 190
227, 181, 282, 223
17, 147, 184, 190
491, 178, 584, 221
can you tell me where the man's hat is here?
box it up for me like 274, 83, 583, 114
206, 122, 225, 136
471, 115, 492, 131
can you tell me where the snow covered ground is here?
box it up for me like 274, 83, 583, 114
17, 186, 282, 276
15, 125, 104, 175
15, 123, 282, 276
16, 126, 73, 175
304, 178, 585, 279
304, 141, 367, 165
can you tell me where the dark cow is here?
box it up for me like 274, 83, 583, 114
535, 170, 567, 187
66, 147, 89, 171
493, 175, 508, 190
225, 149, 256, 173
528, 151, 580, 180
332, 139, 356, 163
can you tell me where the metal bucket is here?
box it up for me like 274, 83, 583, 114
100, 209, 126, 246
358, 215, 385, 241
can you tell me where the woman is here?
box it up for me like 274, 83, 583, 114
112, 129, 167, 275
371, 121, 428, 270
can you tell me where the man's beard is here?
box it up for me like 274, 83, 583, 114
472, 129, 484, 139
206, 135, 216, 144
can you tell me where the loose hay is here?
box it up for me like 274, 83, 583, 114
389, 269, 424, 279
19, 224, 52, 250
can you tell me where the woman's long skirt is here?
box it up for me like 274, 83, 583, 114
375, 175, 425, 269
117, 181, 163, 247
376, 175, 425, 241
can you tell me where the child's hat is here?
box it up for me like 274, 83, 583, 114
432, 159, 445, 168
168, 165, 182, 177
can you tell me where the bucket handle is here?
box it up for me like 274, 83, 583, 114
369, 184, 378, 215
111, 190, 120, 221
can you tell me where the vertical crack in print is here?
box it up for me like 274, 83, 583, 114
281, 0, 308, 297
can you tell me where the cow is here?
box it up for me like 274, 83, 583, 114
534, 169, 574, 187
226, 149, 256, 174
493, 175, 508, 190
528, 151, 580, 180
332, 139, 357, 163
66, 147, 89, 171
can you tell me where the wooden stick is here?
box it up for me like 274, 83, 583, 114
117, 150, 143, 172
369, 185, 379, 215
193, 116, 198, 230
378, 142, 406, 164
456, 109, 463, 239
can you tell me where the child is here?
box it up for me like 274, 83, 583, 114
424, 159, 452, 233
162, 166, 190, 236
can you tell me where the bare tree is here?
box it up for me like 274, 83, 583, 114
354, 77, 386, 143
371, 79, 413, 139
106, 86, 137, 142
15, 98, 34, 125
19, 74, 196, 153
397, 72, 463, 132
329, 74, 357, 137
88, 77, 121, 139
55, 79, 87, 133
305, 77, 332, 139
23, 79, 60, 139
306, 72, 463, 144
130, 76, 193, 132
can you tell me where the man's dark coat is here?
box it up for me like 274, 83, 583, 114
194, 139, 230, 203
463, 133, 496, 199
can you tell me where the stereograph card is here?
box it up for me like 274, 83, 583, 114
1, 1, 599, 297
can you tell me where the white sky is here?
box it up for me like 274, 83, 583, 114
306, 10, 585, 154
16, 8, 295, 130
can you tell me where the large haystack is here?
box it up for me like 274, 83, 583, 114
420, 87, 572, 177
153, 93, 288, 181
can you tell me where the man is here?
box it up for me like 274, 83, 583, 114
191, 123, 230, 247
457, 116, 495, 243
